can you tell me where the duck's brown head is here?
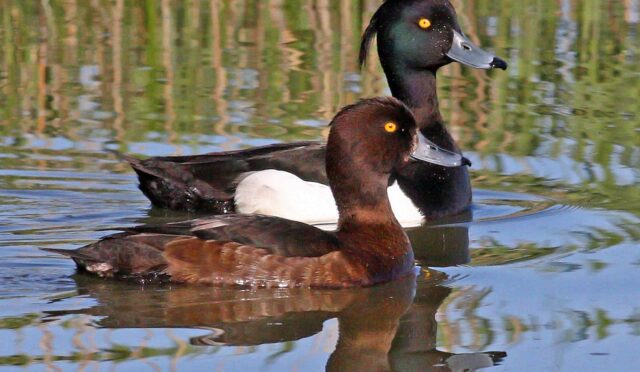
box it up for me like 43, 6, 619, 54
326, 97, 416, 197
326, 97, 428, 222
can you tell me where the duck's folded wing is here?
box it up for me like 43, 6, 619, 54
127, 215, 339, 258
125, 141, 327, 212
45, 232, 358, 288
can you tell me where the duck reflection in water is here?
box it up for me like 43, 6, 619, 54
407, 210, 472, 268
47, 269, 505, 371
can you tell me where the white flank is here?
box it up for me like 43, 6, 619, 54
235, 170, 338, 224
235, 170, 423, 227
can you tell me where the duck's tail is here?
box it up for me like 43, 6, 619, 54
41, 247, 94, 261
125, 154, 236, 213
118, 154, 203, 210
41, 234, 172, 279
120, 154, 169, 180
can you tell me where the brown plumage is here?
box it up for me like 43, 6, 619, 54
44, 97, 431, 288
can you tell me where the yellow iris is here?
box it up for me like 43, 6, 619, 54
384, 122, 398, 133
418, 18, 431, 29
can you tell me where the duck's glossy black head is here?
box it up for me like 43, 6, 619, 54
360, 0, 507, 71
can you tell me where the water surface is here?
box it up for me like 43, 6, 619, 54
1, 0, 639, 371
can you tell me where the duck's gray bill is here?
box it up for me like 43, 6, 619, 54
410, 131, 464, 167
446, 30, 508, 70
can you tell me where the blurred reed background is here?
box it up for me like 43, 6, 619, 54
0, 0, 638, 211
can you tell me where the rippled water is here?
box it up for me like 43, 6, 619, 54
1, 0, 639, 371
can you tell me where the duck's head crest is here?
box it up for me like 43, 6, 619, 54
359, 0, 394, 68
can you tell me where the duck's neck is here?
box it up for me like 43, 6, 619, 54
385, 68, 442, 130
385, 67, 459, 152
334, 182, 414, 283
332, 174, 411, 259
325, 137, 414, 280
334, 175, 399, 229
338, 201, 399, 233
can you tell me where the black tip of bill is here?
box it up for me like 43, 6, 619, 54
446, 30, 508, 71
490, 57, 508, 71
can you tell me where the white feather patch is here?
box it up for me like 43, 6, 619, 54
235, 170, 423, 227
235, 170, 338, 224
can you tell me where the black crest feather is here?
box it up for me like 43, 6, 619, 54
359, 0, 398, 68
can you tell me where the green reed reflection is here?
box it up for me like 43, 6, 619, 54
435, 286, 640, 351
447, 0, 639, 212
3, 274, 638, 368
0, 0, 377, 142
0, 0, 637, 215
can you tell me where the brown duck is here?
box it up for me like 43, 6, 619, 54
44, 97, 449, 288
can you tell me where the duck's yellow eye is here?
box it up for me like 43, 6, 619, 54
418, 18, 432, 29
384, 122, 398, 133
